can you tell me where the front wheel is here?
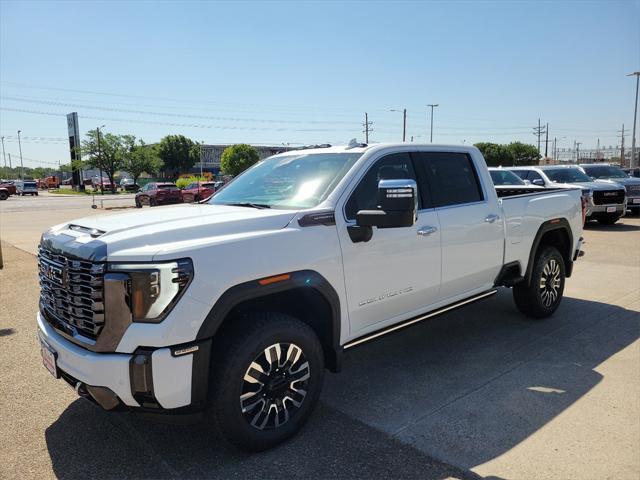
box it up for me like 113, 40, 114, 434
513, 246, 565, 319
209, 313, 325, 451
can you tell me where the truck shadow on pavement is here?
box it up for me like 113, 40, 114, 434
45, 291, 638, 478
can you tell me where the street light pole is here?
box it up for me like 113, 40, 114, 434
17, 130, 24, 179
427, 104, 439, 143
628, 72, 640, 168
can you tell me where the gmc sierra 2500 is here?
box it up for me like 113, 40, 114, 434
37, 143, 584, 451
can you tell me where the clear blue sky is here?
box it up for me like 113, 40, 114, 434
1, 0, 638, 168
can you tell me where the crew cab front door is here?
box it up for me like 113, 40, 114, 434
336, 152, 442, 336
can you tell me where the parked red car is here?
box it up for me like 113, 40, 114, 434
181, 181, 221, 203
135, 182, 182, 207
0, 181, 16, 196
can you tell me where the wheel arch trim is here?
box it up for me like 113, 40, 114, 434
195, 270, 342, 371
525, 218, 573, 285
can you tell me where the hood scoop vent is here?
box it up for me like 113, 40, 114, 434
68, 224, 106, 238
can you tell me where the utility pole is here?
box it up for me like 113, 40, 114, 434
575, 142, 582, 163
1, 136, 6, 168
553, 137, 557, 164
533, 119, 546, 157
8, 153, 12, 170
96, 126, 104, 194
402, 108, 406, 142
362, 112, 373, 143
544, 122, 549, 158
427, 104, 439, 143
17, 130, 24, 179
618, 124, 626, 166
627, 72, 640, 167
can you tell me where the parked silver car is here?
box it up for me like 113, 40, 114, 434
579, 164, 640, 216
508, 165, 626, 225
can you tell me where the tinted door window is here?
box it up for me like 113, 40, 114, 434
527, 171, 545, 184
345, 153, 418, 220
416, 152, 484, 208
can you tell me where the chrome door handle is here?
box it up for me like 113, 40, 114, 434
485, 214, 500, 223
417, 226, 438, 236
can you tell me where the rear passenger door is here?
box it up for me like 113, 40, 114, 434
414, 152, 503, 299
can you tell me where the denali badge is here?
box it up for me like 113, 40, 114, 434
359, 287, 413, 307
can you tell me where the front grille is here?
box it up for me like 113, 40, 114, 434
625, 184, 640, 196
38, 246, 105, 340
593, 189, 625, 205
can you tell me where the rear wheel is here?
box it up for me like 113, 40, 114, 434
513, 246, 565, 319
0, 191, 8, 200
209, 312, 324, 451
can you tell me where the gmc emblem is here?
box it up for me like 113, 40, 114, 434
603, 192, 617, 196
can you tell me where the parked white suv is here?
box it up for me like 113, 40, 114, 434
37, 144, 584, 450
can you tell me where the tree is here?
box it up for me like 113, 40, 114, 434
474, 142, 514, 167
82, 130, 126, 193
507, 142, 540, 166
220, 144, 260, 176
157, 135, 199, 177
474, 141, 540, 166
121, 138, 162, 185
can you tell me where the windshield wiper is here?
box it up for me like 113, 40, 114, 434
224, 202, 271, 209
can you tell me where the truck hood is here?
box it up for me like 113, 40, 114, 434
551, 181, 625, 192
43, 204, 299, 261
593, 177, 640, 188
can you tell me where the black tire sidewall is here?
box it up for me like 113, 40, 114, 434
211, 314, 325, 451
515, 246, 565, 319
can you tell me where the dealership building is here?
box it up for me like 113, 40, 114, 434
192, 144, 290, 174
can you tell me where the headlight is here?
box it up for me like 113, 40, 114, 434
109, 259, 193, 322
581, 189, 593, 198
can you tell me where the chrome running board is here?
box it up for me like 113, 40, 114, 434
343, 289, 498, 350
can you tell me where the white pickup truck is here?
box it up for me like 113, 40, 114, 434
37, 143, 585, 450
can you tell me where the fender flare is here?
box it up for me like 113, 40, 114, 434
524, 218, 573, 284
195, 270, 342, 370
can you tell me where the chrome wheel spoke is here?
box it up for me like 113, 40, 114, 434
240, 342, 310, 431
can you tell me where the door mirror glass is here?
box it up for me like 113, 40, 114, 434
356, 179, 417, 228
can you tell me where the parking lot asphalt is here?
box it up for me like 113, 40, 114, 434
0, 195, 638, 480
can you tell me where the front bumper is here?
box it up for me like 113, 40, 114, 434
37, 312, 210, 412
586, 202, 626, 217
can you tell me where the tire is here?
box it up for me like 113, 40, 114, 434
135, 198, 142, 208
209, 312, 325, 452
150, 197, 157, 207
513, 246, 565, 319
0, 191, 8, 201
597, 215, 620, 225
35, 192, 38, 196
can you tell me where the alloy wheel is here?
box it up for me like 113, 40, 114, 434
539, 258, 561, 307
239, 342, 310, 430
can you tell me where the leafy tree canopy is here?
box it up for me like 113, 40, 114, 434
474, 141, 540, 167
121, 138, 163, 184
157, 135, 200, 176
220, 144, 260, 176
82, 130, 127, 192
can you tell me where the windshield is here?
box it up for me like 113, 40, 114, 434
209, 152, 362, 209
581, 165, 628, 179
489, 170, 525, 186
24, 182, 37, 187
543, 168, 592, 183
